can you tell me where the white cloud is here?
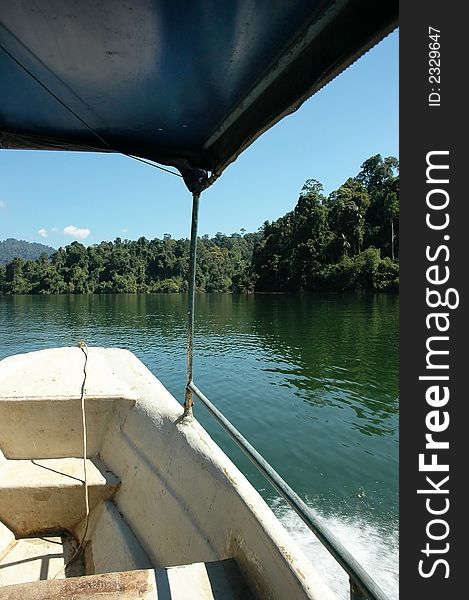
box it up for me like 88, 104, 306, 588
64, 225, 91, 240
122, 228, 129, 234
0, 201, 5, 209
38, 228, 48, 238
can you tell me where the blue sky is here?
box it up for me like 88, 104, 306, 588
0, 31, 398, 247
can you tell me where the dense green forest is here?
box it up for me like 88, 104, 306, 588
0, 155, 398, 295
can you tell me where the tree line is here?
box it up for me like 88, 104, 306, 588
0, 154, 398, 295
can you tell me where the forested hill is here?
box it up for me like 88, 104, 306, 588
248, 154, 399, 293
0, 154, 398, 295
0, 238, 56, 265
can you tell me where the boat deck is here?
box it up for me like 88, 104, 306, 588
0, 401, 255, 598
0, 347, 335, 600
0, 534, 83, 587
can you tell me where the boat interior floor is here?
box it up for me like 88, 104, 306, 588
0, 453, 253, 599
0, 533, 84, 585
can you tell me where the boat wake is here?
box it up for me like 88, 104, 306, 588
270, 499, 398, 600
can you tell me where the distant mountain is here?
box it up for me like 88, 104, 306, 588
0, 238, 56, 265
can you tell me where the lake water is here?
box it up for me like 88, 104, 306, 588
0, 293, 398, 598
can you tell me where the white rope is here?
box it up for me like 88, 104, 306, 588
52, 341, 90, 579
77, 341, 91, 547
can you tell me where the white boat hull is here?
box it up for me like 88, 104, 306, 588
0, 347, 336, 599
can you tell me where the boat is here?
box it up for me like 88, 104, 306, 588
1, 346, 338, 599
0, 2, 398, 598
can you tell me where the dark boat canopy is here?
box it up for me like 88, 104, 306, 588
0, 1, 397, 191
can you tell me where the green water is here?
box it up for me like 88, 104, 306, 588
0, 293, 398, 597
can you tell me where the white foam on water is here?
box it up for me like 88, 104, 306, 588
270, 499, 398, 600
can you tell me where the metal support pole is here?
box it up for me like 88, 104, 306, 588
188, 381, 390, 600
184, 191, 200, 414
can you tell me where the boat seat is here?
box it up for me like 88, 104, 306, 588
0, 457, 119, 537
0, 560, 254, 599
